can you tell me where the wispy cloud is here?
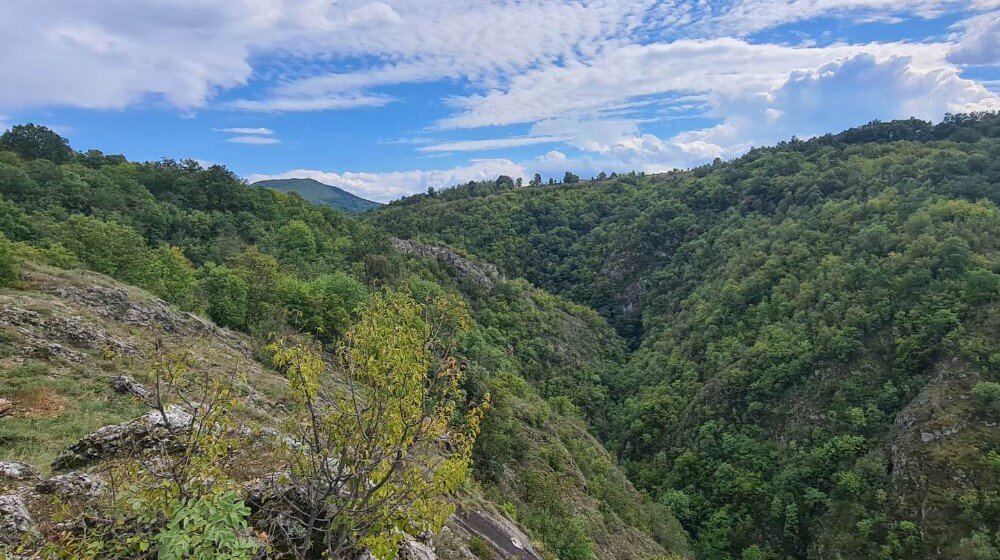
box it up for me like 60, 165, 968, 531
215, 127, 274, 135
419, 136, 568, 153
226, 136, 281, 145
225, 94, 394, 112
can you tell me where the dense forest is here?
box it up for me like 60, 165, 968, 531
4, 113, 1000, 559
0, 124, 685, 559
373, 113, 1000, 559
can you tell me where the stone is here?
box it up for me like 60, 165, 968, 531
0, 494, 36, 546
36, 472, 107, 499
110, 375, 153, 401
52, 406, 193, 471
399, 535, 438, 560
0, 461, 40, 483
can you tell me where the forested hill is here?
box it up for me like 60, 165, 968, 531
372, 113, 1000, 559
0, 124, 686, 560
251, 177, 382, 213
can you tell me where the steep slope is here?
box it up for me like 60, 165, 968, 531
0, 132, 685, 559
0, 262, 686, 559
371, 113, 1000, 559
252, 177, 382, 213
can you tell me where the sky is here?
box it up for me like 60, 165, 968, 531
2, 1, 999, 202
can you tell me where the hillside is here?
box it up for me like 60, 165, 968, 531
0, 129, 685, 560
372, 113, 1000, 559
252, 177, 382, 213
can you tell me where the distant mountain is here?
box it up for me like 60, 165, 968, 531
252, 177, 382, 213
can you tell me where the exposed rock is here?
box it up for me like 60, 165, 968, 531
920, 423, 964, 443
36, 472, 107, 499
52, 407, 193, 471
37, 278, 218, 338
110, 375, 153, 401
451, 509, 543, 560
434, 525, 477, 560
0, 494, 36, 546
392, 238, 501, 289
0, 462, 39, 483
399, 534, 437, 560
0, 304, 140, 359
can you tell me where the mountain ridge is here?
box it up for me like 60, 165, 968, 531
252, 177, 382, 213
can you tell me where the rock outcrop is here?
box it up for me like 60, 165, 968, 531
0, 494, 36, 546
110, 375, 153, 401
52, 407, 193, 471
392, 238, 501, 289
36, 472, 107, 499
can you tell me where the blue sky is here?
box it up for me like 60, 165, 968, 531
2, 1, 999, 202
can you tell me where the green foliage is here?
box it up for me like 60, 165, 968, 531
266, 292, 488, 559
199, 263, 250, 330
148, 245, 198, 309
0, 122, 688, 560
0, 231, 20, 286
0, 124, 74, 163
56, 215, 153, 285
974, 382, 1000, 416
374, 113, 1000, 559
468, 536, 496, 559
156, 491, 257, 560
281, 272, 368, 341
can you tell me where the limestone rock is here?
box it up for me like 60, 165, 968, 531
451, 509, 543, 560
110, 375, 153, 401
36, 472, 107, 499
391, 238, 500, 289
0, 494, 36, 546
0, 461, 40, 483
52, 407, 193, 471
399, 535, 438, 560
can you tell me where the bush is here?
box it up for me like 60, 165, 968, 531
199, 264, 249, 330
973, 382, 1000, 416
0, 232, 20, 286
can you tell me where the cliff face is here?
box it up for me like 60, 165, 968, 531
392, 237, 502, 289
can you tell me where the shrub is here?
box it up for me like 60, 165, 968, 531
973, 382, 1000, 416
0, 231, 20, 286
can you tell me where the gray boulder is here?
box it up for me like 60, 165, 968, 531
36, 472, 107, 499
0, 461, 40, 483
110, 375, 153, 401
52, 407, 193, 471
0, 494, 36, 546
399, 535, 438, 560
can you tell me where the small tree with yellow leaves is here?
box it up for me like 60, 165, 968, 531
264, 291, 489, 559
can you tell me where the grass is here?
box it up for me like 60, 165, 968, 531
0, 359, 143, 469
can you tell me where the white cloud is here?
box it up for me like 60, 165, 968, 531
419, 136, 568, 153
438, 39, 964, 129
246, 159, 526, 202
226, 135, 281, 145
215, 127, 274, 135
534, 53, 1000, 174
949, 12, 1000, 66
0, 0, 656, 112
674, 53, 1000, 161
225, 94, 394, 112
683, 0, 999, 38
